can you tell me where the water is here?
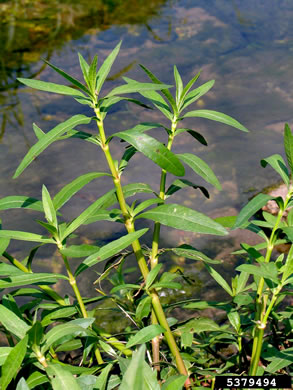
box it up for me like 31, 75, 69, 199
1, 0, 293, 301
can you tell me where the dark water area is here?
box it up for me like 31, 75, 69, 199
1, 0, 293, 307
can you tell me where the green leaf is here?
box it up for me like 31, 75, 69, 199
55, 339, 83, 353
44, 59, 91, 96
33, 123, 45, 139
42, 318, 95, 353
16, 378, 30, 390
14, 115, 92, 178
46, 364, 82, 390
26, 371, 49, 389
179, 317, 220, 333
233, 193, 273, 229
174, 65, 183, 106
227, 311, 241, 332
53, 172, 111, 210
62, 191, 115, 240
42, 185, 57, 227
137, 204, 227, 236
88, 55, 98, 93
119, 146, 137, 174
41, 307, 78, 327
214, 215, 237, 228
82, 209, 122, 225
106, 80, 173, 98
177, 153, 221, 190
175, 128, 207, 145
0, 348, 12, 366
0, 238, 10, 255
180, 71, 200, 105
0, 230, 55, 243
180, 80, 214, 112
0, 196, 43, 212
96, 41, 121, 93
0, 273, 68, 288
110, 284, 141, 294
75, 228, 148, 276
0, 264, 24, 276
78, 53, 90, 85
126, 325, 165, 348
146, 264, 162, 289
1, 335, 28, 390
135, 296, 152, 321
171, 244, 222, 264
162, 375, 187, 390
236, 263, 279, 283
113, 130, 185, 176
18, 78, 86, 98
133, 198, 164, 216
28, 321, 43, 347
151, 282, 181, 290
204, 264, 233, 296
139, 89, 173, 120
139, 64, 176, 112
165, 178, 209, 199
261, 154, 290, 186
284, 123, 293, 174
95, 363, 113, 390
60, 244, 100, 258
183, 110, 248, 132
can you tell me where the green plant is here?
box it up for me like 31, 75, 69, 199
0, 43, 291, 389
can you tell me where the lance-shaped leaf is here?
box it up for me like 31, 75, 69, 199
146, 264, 162, 290
106, 80, 172, 98
83, 209, 122, 225
60, 244, 100, 258
42, 185, 57, 227
137, 204, 227, 236
175, 128, 208, 145
1, 335, 28, 390
75, 228, 148, 276
0, 305, 30, 339
53, 172, 111, 210
165, 178, 209, 198
174, 65, 183, 105
61, 190, 116, 240
0, 196, 43, 212
180, 80, 215, 112
177, 153, 221, 189
183, 110, 248, 132
126, 325, 165, 348
139, 89, 173, 120
284, 123, 293, 175
46, 364, 82, 390
0, 230, 55, 243
261, 154, 290, 186
133, 198, 164, 216
16, 378, 30, 390
42, 318, 95, 353
233, 193, 274, 229
44, 59, 91, 96
113, 130, 185, 176
0, 238, 10, 255
0, 348, 12, 367
18, 78, 86, 98
180, 71, 200, 105
88, 55, 98, 93
78, 53, 90, 84
204, 264, 233, 296
171, 244, 222, 264
96, 41, 121, 93
236, 263, 279, 283
139, 64, 176, 112
0, 273, 68, 288
14, 115, 92, 178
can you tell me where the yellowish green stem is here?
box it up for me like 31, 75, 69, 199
94, 109, 190, 385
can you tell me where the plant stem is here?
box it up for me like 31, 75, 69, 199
61, 254, 89, 319
94, 109, 190, 386
249, 186, 293, 374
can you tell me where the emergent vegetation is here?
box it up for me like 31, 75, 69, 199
0, 43, 292, 389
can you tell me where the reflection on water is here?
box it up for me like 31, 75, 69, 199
1, 0, 293, 303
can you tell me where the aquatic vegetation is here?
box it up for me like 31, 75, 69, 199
0, 43, 292, 389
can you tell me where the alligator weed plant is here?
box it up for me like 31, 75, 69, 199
0, 42, 291, 389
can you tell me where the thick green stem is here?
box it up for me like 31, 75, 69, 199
94, 109, 190, 386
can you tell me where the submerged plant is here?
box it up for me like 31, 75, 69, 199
0, 43, 291, 389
